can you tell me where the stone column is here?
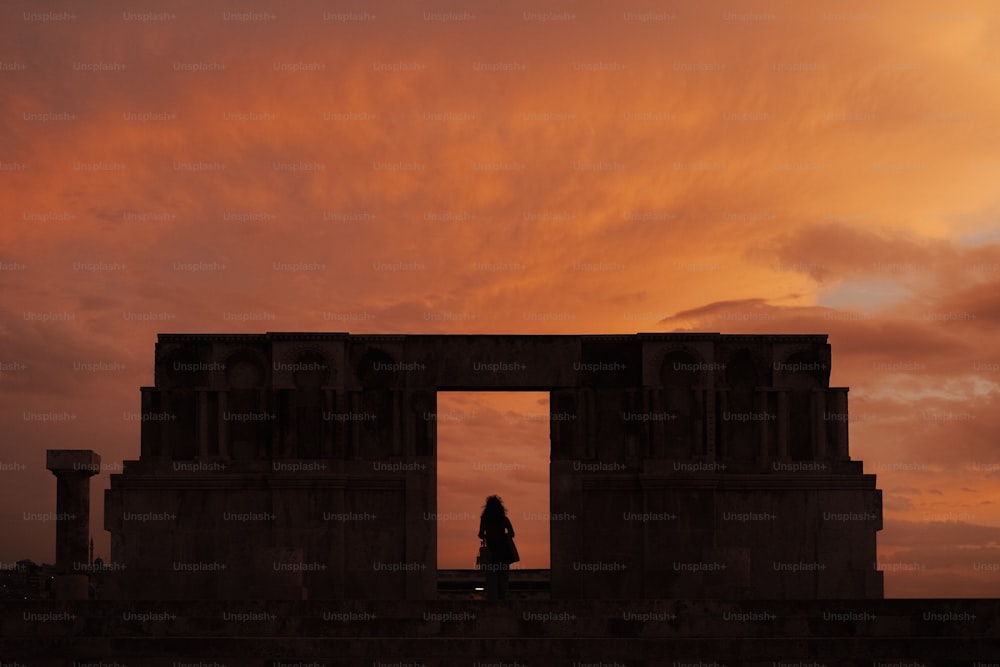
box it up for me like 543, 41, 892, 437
830, 388, 850, 460
777, 390, 789, 459
218, 390, 229, 459
139, 387, 156, 457
716, 390, 728, 458
198, 389, 210, 458
704, 388, 716, 460
45, 449, 101, 600
323, 388, 336, 457
755, 389, 769, 461
812, 389, 827, 460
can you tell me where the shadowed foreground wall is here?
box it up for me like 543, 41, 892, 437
1, 599, 997, 665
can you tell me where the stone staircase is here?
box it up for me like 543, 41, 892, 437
437, 568, 551, 600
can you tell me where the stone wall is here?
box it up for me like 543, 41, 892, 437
104, 332, 882, 599
2, 599, 995, 665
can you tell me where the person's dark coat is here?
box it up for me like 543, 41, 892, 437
478, 516, 516, 564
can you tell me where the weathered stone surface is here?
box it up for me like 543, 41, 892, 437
104, 333, 882, 600
1, 599, 997, 665
46, 449, 101, 596
46, 449, 101, 472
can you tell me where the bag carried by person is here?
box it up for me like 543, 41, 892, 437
506, 536, 520, 564
476, 539, 492, 569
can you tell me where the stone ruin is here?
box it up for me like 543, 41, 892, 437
58, 332, 880, 600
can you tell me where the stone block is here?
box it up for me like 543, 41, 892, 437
46, 449, 101, 473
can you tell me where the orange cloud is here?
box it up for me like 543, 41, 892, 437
2, 0, 999, 596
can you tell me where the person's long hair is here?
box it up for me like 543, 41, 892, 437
481, 495, 507, 522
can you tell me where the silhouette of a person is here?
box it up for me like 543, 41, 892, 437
478, 495, 516, 600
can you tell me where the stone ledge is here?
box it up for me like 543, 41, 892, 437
4, 601, 996, 663
45, 449, 101, 473
0, 634, 997, 664
3, 599, 995, 637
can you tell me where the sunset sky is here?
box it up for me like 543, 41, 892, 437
2, 0, 1000, 597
